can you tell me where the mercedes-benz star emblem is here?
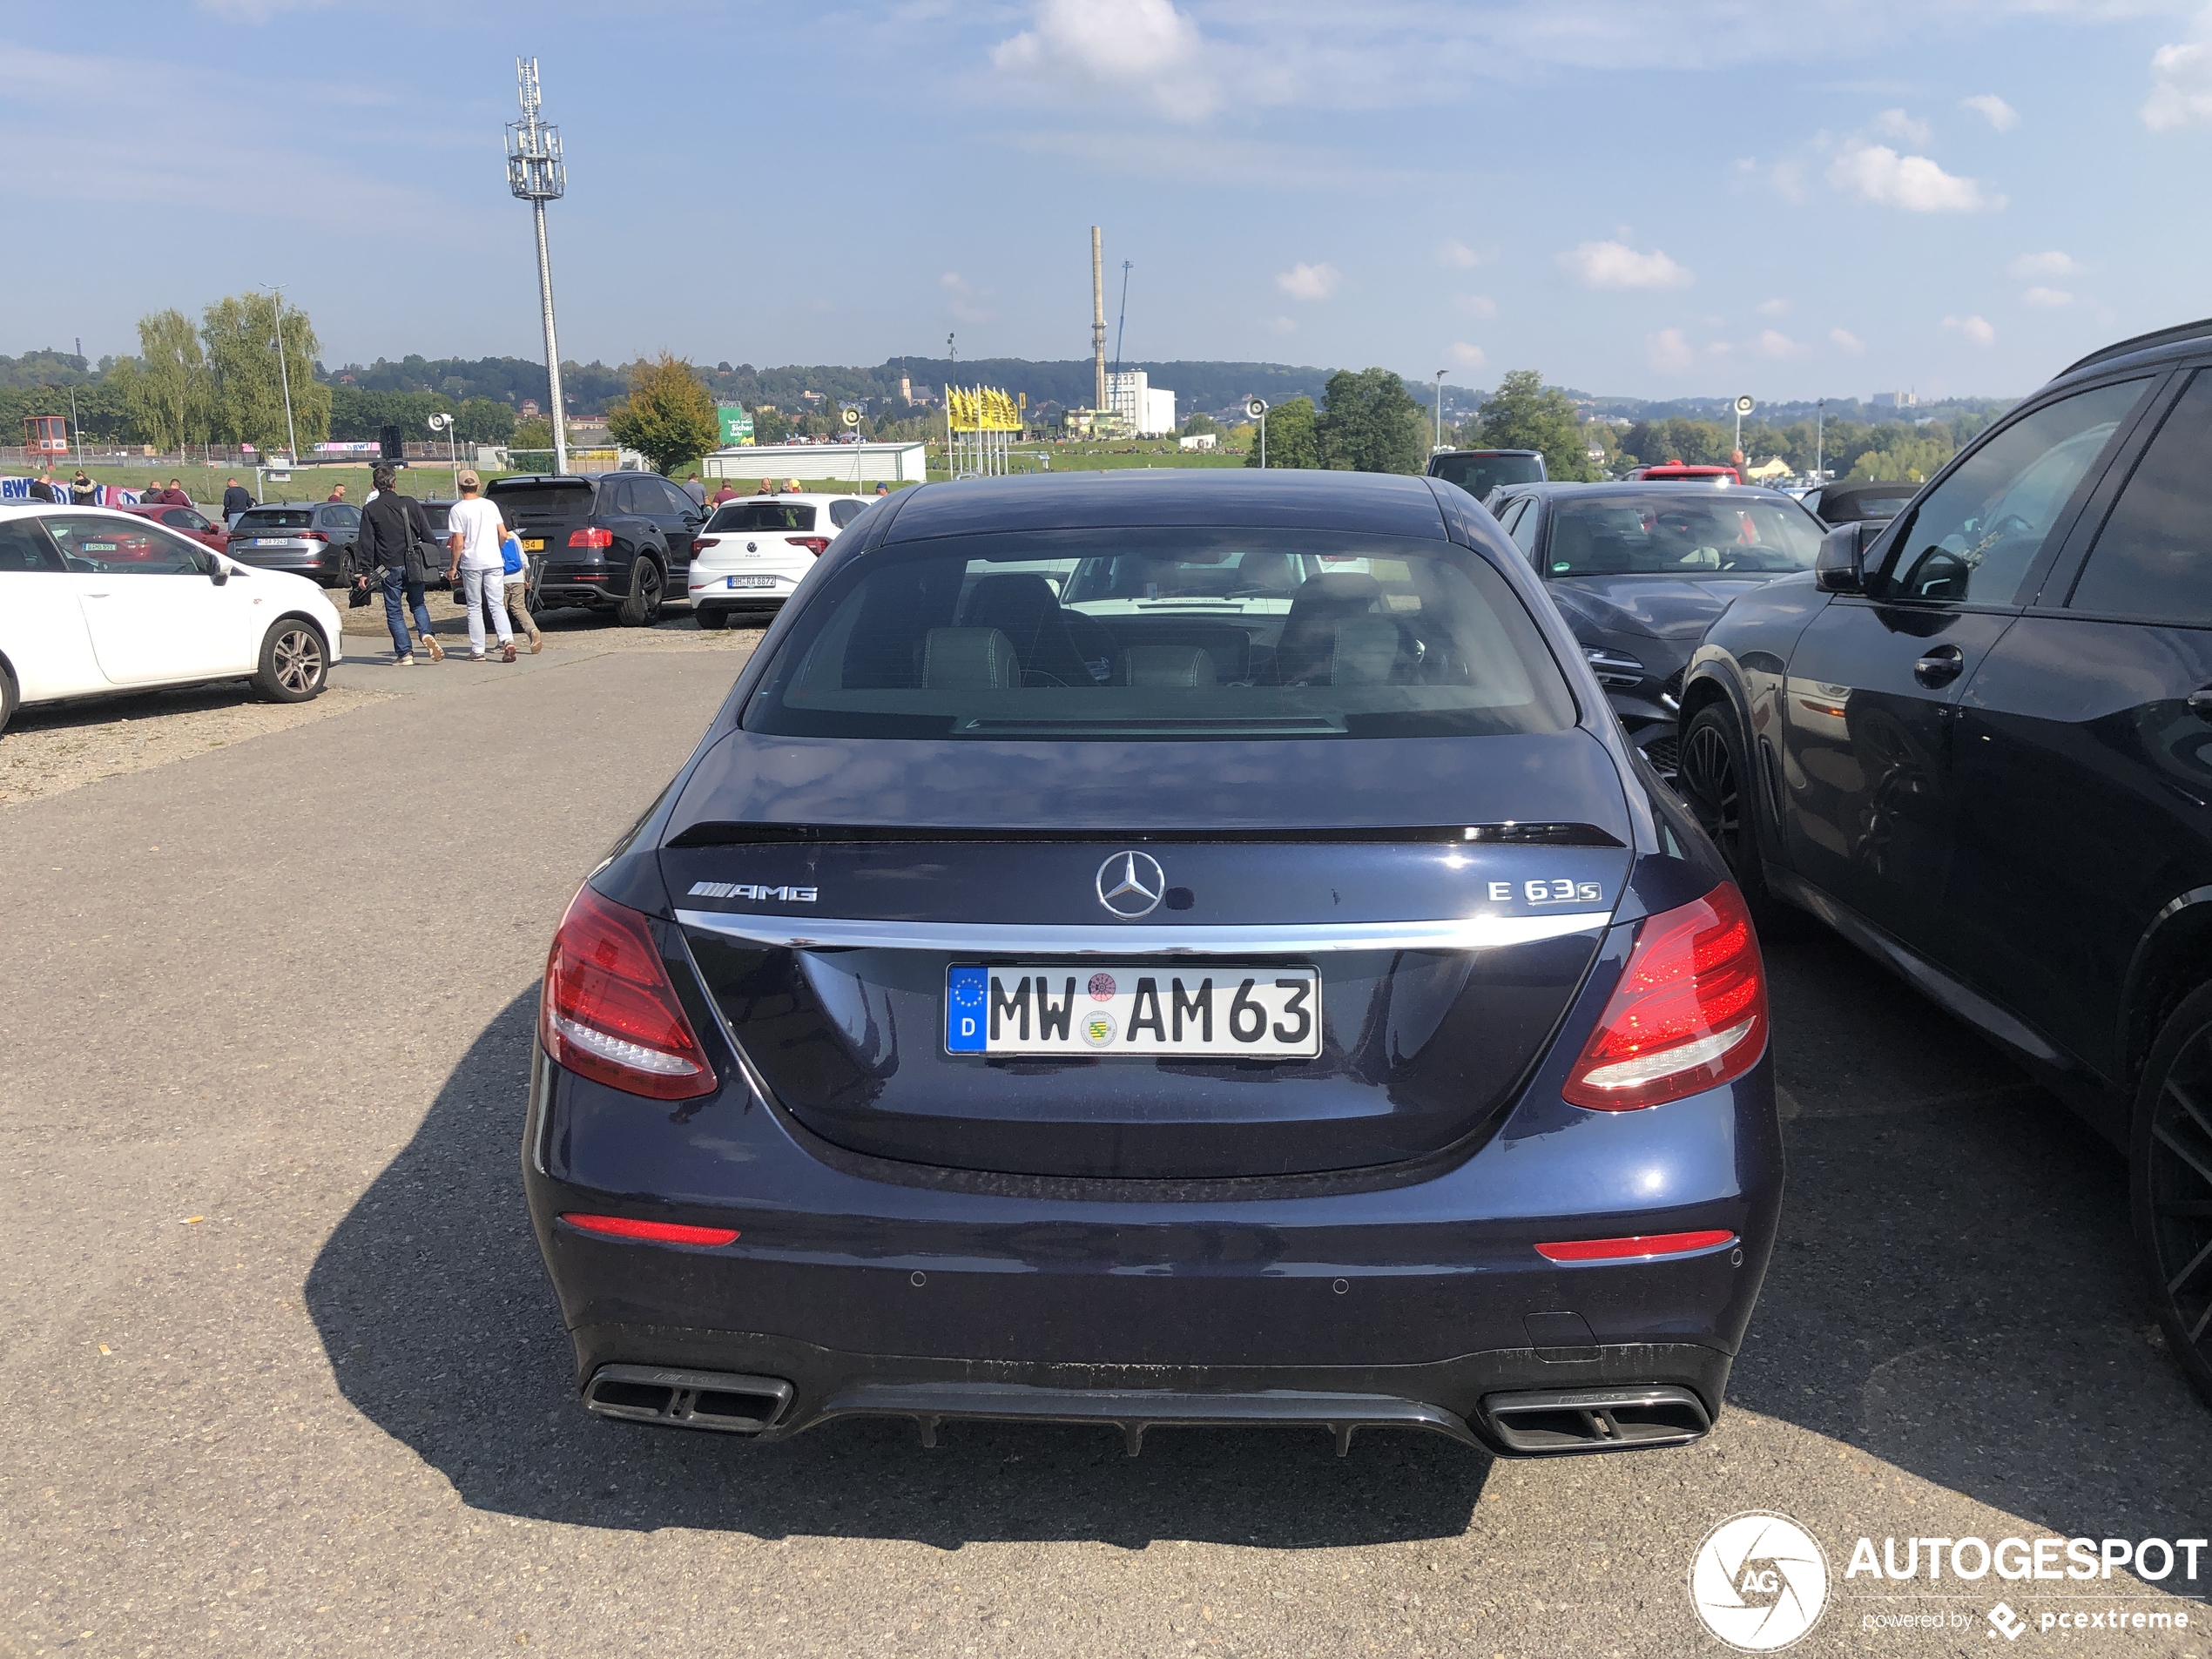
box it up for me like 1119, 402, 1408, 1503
1096, 851, 1165, 920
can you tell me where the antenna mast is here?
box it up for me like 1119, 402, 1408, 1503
506, 57, 570, 475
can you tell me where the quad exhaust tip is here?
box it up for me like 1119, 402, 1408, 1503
583, 1366, 793, 1433
1480, 1385, 1711, 1453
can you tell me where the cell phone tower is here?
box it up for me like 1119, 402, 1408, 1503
506, 57, 569, 476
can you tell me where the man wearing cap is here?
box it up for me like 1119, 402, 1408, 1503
444, 469, 516, 663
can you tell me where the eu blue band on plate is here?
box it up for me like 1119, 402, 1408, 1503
945, 966, 988, 1053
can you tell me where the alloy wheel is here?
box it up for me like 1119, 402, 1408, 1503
2147, 1038, 2212, 1390
273, 627, 323, 696
1678, 718, 1741, 863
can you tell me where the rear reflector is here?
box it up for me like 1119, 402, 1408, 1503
561, 1213, 739, 1246
540, 887, 718, 1101
568, 527, 615, 549
1535, 1230, 1736, 1263
1561, 882, 1768, 1110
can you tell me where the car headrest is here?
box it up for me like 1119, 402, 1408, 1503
1125, 644, 1218, 687
1332, 617, 1401, 685
921, 626, 1018, 690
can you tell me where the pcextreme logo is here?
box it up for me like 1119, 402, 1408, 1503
1689, 1512, 1831, 1651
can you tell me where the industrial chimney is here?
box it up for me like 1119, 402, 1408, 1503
1091, 226, 1107, 417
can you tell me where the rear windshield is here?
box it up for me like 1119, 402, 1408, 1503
488, 482, 595, 517
235, 508, 313, 530
1430, 454, 1544, 497
743, 529, 1575, 742
1823, 492, 1913, 522
1544, 493, 1823, 577
707, 502, 819, 532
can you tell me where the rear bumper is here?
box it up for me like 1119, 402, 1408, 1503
233, 547, 345, 582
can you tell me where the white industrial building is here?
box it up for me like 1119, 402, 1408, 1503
702, 442, 928, 486
1105, 371, 1177, 437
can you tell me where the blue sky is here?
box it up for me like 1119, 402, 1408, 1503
7, 0, 2212, 401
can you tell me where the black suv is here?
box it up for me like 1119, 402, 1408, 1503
1675, 317, 2212, 1407
1426, 448, 1547, 507
489, 471, 703, 625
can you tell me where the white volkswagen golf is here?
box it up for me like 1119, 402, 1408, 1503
0, 502, 345, 737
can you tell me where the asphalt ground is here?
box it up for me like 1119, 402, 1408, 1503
2, 625, 2208, 1658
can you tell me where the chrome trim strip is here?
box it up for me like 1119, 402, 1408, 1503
673, 908, 1613, 955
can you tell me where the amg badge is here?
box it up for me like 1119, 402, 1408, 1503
687, 881, 819, 903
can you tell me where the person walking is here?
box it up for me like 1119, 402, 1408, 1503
356, 465, 444, 666
221, 477, 253, 519
444, 469, 515, 663
710, 479, 738, 506
500, 527, 543, 655
327, 483, 347, 503
682, 473, 706, 507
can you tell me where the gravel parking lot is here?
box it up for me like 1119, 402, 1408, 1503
2, 635, 2206, 1657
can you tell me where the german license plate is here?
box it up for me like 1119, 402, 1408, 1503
945, 964, 1320, 1058
727, 575, 775, 590
521, 537, 544, 552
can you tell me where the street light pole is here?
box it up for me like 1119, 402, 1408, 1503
263, 284, 300, 462
428, 412, 459, 498
1247, 398, 1268, 469
1815, 399, 1826, 482
507, 58, 570, 476
1434, 370, 1447, 454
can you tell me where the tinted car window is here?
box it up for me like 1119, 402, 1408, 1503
1543, 493, 1821, 576
2070, 369, 2212, 622
0, 520, 64, 572
236, 508, 314, 530
745, 529, 1575, 742
1883, 379, 2147, 604
706, 502, 818, 533
658, 481, 697, 516
322, 504, 361, 529
487, 481, 594, 516
1818, 489, 1914, 523
44, 515, 203, 574
1506, 501, 1542, 557
828, 499, 867, 528
1432, 455, 1544, 497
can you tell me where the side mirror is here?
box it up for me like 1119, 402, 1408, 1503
208, 558, 230, 586
1814, 521, 1875, 594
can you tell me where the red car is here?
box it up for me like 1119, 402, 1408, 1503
118, 502, 231, 553
1625, 462, 1743, 486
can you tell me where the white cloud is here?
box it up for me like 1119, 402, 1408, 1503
2007, 250, 2082, 280
1827, 141, 2003, 212
940, 272, 994, 324
992, 0, 1218, 122
1646, 328, 1695, 373
2145, 23, 2212, 130
1959, 93, 2020, 132
1453, 293, 1499, 319
1768, 160, 1808, 204
1558, 239, 1693, 291
1875, 107, 1932, 145
1708, 341, 1734, 354
1276, 261, 1342, 300
1757, 297, 1792, 317
1830, 327, 1867, 354
1944, 314, 1998, 345
1449, 341, 1488, 370
1259, 315, 1298, 334
1437, 239, 1486, 269
2020, 286, 2074, 307
1756, 329, 1802, 360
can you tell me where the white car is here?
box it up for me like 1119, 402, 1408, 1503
0, 502, 345, 736
687, 492, 877, 628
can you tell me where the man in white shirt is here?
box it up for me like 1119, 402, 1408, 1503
444, 469, 516, 663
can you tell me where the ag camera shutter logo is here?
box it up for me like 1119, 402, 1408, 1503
1689, 1512, 1830, 1651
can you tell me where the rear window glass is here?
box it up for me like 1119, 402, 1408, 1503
828, 499, 867, 528
744, 529, 1575, 742
1544, 493, 1823, 577
708, 502, 819, 532
488, 482, 595, 516
1431, 454, 1544, 497
235, 509, 313, 530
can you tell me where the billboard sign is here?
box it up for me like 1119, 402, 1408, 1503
718, 403, 755, 446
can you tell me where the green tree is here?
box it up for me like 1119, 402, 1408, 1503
512, 415, 554, 451
1851, 434, 1952, 483
752, 405, 793, 445
200, 293, 329, 454
1181, 411, 1224, 440
607, 353, 720, 476
120, 308, 212, 453
1243, 395, 1319, 469
1480, 371, 1597, 481
455, 397, 516, 444
1316, 368, 1426, 474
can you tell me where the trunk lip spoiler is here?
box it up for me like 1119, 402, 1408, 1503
671, 908, 1613, 955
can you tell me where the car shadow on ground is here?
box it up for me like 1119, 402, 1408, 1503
302, 988, 1494, 1549
305, 934, 2212, 1550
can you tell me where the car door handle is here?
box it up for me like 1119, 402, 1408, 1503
1913, 644, 1965, 687
2188, 687, 2212, 722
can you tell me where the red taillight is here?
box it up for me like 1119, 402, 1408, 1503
786, 536, 831, 556
560, 1213, 738, 1246
1561, 884, 1767, 1110
304, 530, 329, 543
1535, 1230, 1737, 1263
692, 536, 719, 552
539, 887, 717, 1100
568, 526, 615, 549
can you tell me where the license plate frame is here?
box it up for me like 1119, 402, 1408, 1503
520, 537, 545, 552
944, 963, 1321, 1059
727, 574, 776, 590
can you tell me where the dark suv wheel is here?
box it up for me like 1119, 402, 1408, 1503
617, 556, 664, 627
2134, 982, 2212, 1408
1676, 704, 1782, 927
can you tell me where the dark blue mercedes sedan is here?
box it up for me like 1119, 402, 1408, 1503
522, 469, 1784, 1458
